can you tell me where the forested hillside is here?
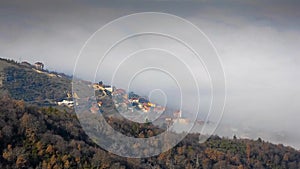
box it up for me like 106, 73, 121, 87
0, 58, 299, 169
0, 58, 71, 102
0, 96, 299, 169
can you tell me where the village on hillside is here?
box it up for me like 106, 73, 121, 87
56, 78, 208, 130
15, 60, 206, 129
88, 81, 207, 129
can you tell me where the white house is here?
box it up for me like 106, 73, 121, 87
57, 100, 74, 108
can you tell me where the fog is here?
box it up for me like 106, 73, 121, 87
0, 0, 299, 149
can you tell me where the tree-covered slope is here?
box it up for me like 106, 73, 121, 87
0, 58, 71, 102
0, 96, 299, 169
0, 58, 299, 169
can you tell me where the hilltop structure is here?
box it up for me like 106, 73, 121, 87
34, 62, 44, 70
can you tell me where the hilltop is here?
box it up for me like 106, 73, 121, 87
0, 58, 72, 104
0, 58, 299, 169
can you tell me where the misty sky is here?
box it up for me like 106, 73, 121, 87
1, 0, 300, 149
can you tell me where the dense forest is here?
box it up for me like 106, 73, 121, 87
0, 96, 299, 169
0, 58, 299, 168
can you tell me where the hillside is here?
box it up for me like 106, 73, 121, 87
0, 58, 299, 168
1, 96, 300, 169
0, 58, 71, 103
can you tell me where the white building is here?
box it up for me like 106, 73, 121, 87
57, 100, 74, 108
